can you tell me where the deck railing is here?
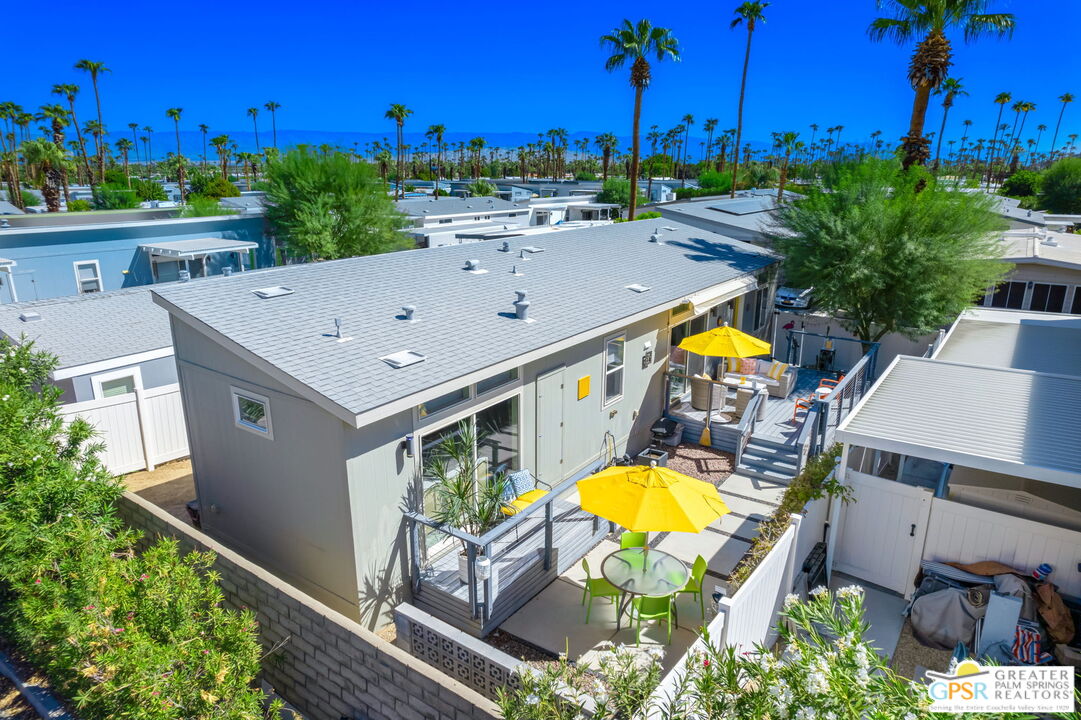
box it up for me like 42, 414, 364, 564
806, 346, 878, 455
664, 371, 764, 462
405, 468, 604, 628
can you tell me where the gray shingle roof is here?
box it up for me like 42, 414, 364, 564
152, 220, 775, 420
0, 287, 171, 369
837, 356, 1081, 482
395, 197, 526, 217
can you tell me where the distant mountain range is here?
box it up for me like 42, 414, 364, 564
100, 129, 778, 160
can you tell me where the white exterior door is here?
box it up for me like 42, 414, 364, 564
834, 471, 931, 597
535, 368, 564, 485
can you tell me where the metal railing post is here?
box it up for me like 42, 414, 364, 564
467, 544, 478, 619
408, 517, 420, 594
482, 542, 493, 622
544, 502, 554, 570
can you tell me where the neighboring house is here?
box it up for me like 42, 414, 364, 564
151, 220, 778, 627
0, 200, 24, 215
0, 286, 188, 475
529, 197, 620, 226
0, 214, 272, 303
977, 228, 1081, 314
397, 197, 533, 248
219, 194, 267, 214
657, 189, 797, 246
830, 307, 1081, 599
992, 195, 1081, 232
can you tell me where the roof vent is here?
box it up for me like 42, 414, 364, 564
650, 229, 664, 244
500, 241, 511, 252
252, 286, 294, 299
626, 284, 651, 293
401, 305, 418, 322
324, 317, 352, 343
18, 311, 41, 323
513, 291, 532, 322
464, 259, 488, 274
510, 265, 522, 276
1041, 236, 1060, 247
380, 350, 427, 369
520, 246, 544, 254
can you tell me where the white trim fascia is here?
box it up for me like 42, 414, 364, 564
0, 213, 256, 237
929, 313, 964, 359
154, 273, 763, 429
51, 346, 174, 380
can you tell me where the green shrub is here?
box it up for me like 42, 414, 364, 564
197, 176, 241, 200
574, 171, 597, 181
595, 178, 646, 207
729, 444, 848, 589
697, 169, 731, 191
180, 196, 238, 217
103, 168, 128, 186
66, 199, 92, 212
132, 178, 167, 202
615, 210, 663, 222
1039, 157, 1081, 214
91, 184, 139, 210
675, 185, 732, 200
999, 169, 1043, 198
20, 190, 40, 207
468, 180, 496, 197
0, 339, 278, 719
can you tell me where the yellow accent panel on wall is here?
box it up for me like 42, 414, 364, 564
577, 376, 591, 400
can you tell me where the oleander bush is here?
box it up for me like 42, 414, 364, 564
0, 338, 281, 719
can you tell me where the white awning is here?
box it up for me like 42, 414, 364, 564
139, 238, 258, 260
681, 276, 758, 314
0, 258, 15, 269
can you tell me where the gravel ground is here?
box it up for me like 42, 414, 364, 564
123, 458, 196, 524
0, 674, 37, 720
664, 444, 735, 487
889, 619, 952, 680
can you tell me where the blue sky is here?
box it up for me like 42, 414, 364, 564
7, 0, 1080, 154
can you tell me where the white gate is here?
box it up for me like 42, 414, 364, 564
60, 384, 189, 475
834, 471, 931, 596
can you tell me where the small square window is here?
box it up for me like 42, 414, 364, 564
603, 333, 626, 405
74, 260, 102, 294
231, 387, 272, 438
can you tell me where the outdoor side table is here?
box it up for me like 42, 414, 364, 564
601, 547, 690, 629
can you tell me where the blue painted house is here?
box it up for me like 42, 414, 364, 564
0, 214, 273, 303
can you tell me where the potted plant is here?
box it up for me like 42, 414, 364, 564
428, 421, 508, 584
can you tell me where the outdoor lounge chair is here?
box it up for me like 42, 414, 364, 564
722, 358, 798, 398
500, 470, 552, 517
689, 375, 724, 412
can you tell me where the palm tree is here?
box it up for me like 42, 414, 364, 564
468, 137, 487, 178
600, 19, 681, 219
426, 124, 446, 197
984, 91, 1011, 185
37, 104, 71, 203
1049, 93, 1074, 161
20, 138, 65, 212
115, 138, 134, 188
773, 131, 800, 201
166, 108, 186, 201
594, 133, 618, 181
84, 120, 105, 173
198, 123, 210, 168
52, 84, 92, 184
384, 104, 412, 199
959, 119, 973, 165
142, 125, 154, 176
1009, 100, 1036, 173
729, 2, 768, 197
702, 118, 718, 166
1033, 123, 1047, 162
210, 135, 231, 179
127, 122, 141, 170
264, 101, 281, 149
932, 77, 968, 171
74, 59, 110, 183
869, 0, 1014, 171
679, 114, 694, 187
245, 107, 260, 152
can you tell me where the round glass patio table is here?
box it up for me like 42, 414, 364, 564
601, 547, 689, 628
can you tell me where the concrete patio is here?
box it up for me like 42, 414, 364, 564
499, 456, 789, 670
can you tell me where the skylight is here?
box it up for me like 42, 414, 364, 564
251, 286, 295, 299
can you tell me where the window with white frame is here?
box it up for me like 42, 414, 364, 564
91, 367, 143, 400
230, 387, 272, 438
1029, 283, 1067, 313
74, 260, 102, 294
603, 333, 626, 405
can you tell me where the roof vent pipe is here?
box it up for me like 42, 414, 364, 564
500, 241, 511, 252
513, 291, 530, 321
650, 229, 664, 244
465, 259, 480, 271
222, 266, 233, 276
402, 305, 417, 322
179, 269, 191, 282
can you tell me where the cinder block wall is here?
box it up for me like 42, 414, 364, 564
117, 492, 501, 720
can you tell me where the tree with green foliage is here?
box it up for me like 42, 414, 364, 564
729, 1, 768, 197
773, 159, 1008, 345
468, 179, 496, 196
384, 104, 413, 199
600, 19, 680, 220
74, 59, 110, 183
999, 169, 1042, 199
20, 138, 65, 212
0, 338, 279, 720
132, 177, 167, 201
1038, 158, 1081, 214
264, 146, 410, 260
595, 177, 646, 209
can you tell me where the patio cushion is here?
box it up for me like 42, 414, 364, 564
738, 357, 757, 374
501, 489, 549, 516
767, 360, 789, 381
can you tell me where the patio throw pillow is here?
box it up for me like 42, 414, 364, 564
739, 357, 758, 375
508, 470, 536, 499
726, 357, 740, 373
767, 360, 789, 381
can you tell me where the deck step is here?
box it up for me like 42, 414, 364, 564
742, 441, 800, 458
744, 436, 800, 454
735, 464, 795, 485
739, 452, 799, 474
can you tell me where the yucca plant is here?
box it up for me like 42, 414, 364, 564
428, 421, 507, 555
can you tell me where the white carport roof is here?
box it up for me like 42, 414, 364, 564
138, 238, 258, 259
837, 355, 1081, 489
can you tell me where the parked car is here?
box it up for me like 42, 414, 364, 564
775, 286, 813, 309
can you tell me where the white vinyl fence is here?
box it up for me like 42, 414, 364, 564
924, 498, 1081, 599
59, 384, 189, 475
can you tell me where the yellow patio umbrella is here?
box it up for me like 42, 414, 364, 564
677, 324, 771, 358
576, 464, 730, 534
677, 324, 771, 446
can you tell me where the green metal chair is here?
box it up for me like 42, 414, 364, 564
677, 555, 708, 618
620, 531, 648, 549
581, 558, 621, 624
629, 594, 676, 646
